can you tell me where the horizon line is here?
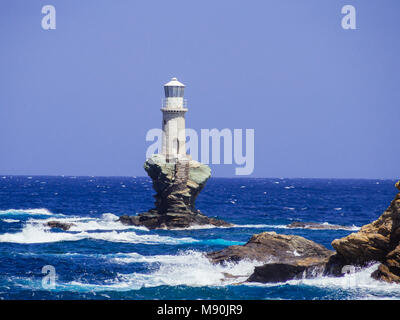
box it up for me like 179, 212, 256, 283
0, 174, 398, 181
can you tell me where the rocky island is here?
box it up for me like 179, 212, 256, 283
119, 154, 232, 229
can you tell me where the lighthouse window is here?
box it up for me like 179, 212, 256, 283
164, 86, 184, 97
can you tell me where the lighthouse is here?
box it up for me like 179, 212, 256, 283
161, 77, 188, 161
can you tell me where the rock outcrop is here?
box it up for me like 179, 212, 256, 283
331, 180, 400, 283
119, 154, 232, 229
287, 221, 354, 231
46, 221, 75, 231
207, 231, 334, 283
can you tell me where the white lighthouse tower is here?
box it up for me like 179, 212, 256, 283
161, 77, 188, 162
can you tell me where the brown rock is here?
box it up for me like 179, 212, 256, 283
371, 263, 400, 283
248, 256, 330, 283
46, 221, 75, 231
206, 231, 334, 283
332, 183, 400, 266
371, 244, 400, 283
331, 180, 400, 283
119, 211, 231, 230
118, 154, 232, 230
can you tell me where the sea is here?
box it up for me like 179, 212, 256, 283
0, 175, 399, 300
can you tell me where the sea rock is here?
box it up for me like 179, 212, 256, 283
46, 221, 75, 231
371, 244, 400, 283
206, 231, 334, 283
287, 221, 354, 230
331, 180, 400, 283
248, 256, 331, 283
119, 154, 232, 230
119, 211, 230, 230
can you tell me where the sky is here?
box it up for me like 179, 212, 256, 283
0, 0, 399, 178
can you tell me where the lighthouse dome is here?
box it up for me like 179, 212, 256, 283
164, 77, 185, 87
164, 77, 185, 97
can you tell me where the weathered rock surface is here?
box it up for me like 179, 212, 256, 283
248, 256, 331, 283
332, 180, 400, 283
46, 221, 75, 231
287, 221, 354, 231
119, 211, 230, 230
207, 231, 334, 283
119, 154, 232, 230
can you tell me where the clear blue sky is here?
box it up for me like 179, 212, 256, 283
0, 0, 399, 178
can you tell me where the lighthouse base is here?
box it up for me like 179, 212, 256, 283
119, 211, 231, 230
118, 154, 232, 230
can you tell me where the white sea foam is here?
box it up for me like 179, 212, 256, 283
4, 251, 264, 292
0, 208, 55, 216
244, 263, 400, 299
5, 250, 400, 298
35, 213, 148, 232
0, 213, 244, 245
283, 207, 296, 211
81, 250, 264, 290
1, 219, 20, 223
0, 224, 85, 244
0, 223, 197, 245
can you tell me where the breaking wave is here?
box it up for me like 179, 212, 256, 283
0, 223, 197, 245
8, 252, 400, 299
245, 263, 400, 299
0, 208, 56, 216
0, 213, 243, 246
5, 251, 264, 291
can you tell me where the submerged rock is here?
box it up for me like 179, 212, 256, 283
287, 221, 354, 231
206, 231, 334, 283
46, 221, 75, 231
119, 154, 231, 230
332, 180, 400, 283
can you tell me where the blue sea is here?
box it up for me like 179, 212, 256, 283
0, 176, 399, 300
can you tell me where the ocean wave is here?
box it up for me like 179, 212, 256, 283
158, 222, 359, 231
233, 224, 288, 229
1, 251, 263, 292
0, 218, 242, 246
5, 251, 400, 298
33, 213, 148, 232
109, 251, 262, 288
1, 219, 20, 223
0, 223, 197, 245
244, 263, 400, 298
56, 251, 263, 291
0, 208, 56, 216
286, 222, 360, 231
